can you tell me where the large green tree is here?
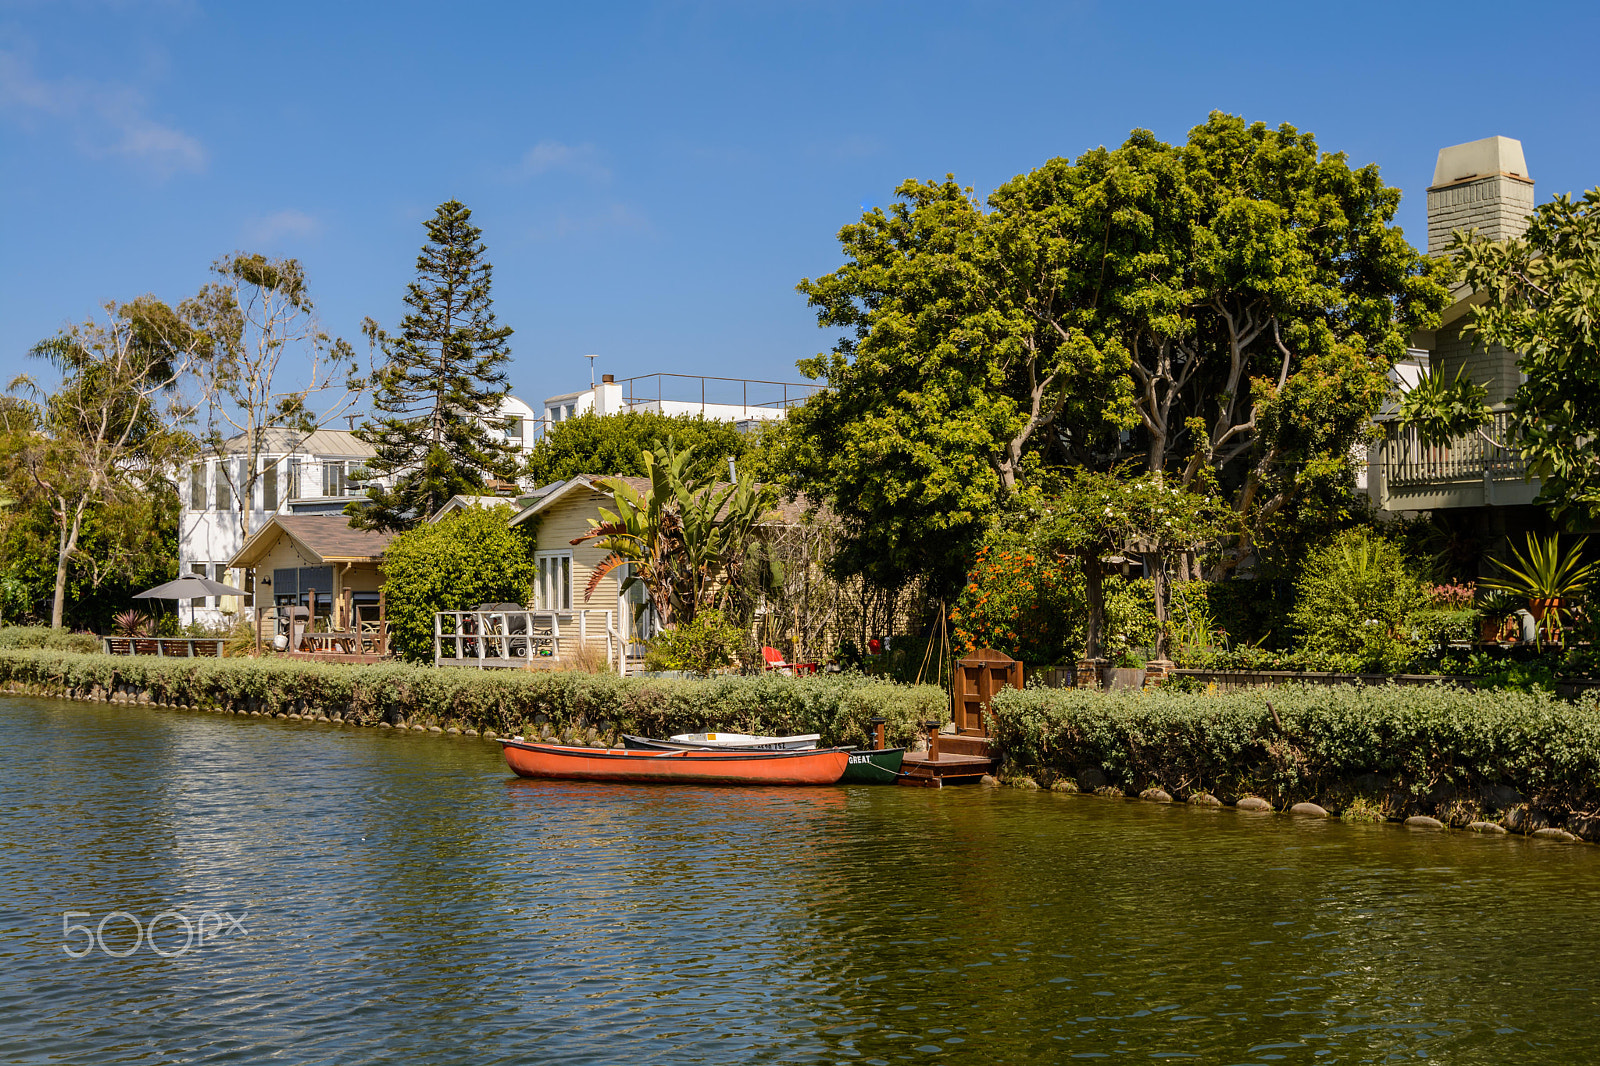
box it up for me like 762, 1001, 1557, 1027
522, 410, 747, 487
1399, 189, 1600, 527
787, 113, 1448, 591
350, 200, 519, 531
790, 176, 1137, 593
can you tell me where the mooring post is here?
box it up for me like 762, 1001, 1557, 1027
926, 720, 940, 761
871, 715, 886, 751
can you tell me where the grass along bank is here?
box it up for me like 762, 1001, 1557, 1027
990, 684, 1600, 842
0, 649, 944, 748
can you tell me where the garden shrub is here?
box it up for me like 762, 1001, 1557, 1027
1290, 528, 1430, 670
991, 683, 1600, 817
950, 542, 1083, 666
0, 626, 101, 653
0, 650, 946, 747
644, 610, 744, 674
382, 505, 538, 663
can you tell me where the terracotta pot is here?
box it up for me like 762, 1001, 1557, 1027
1480, 619, 1505, 643
1527, 597, 1563, 622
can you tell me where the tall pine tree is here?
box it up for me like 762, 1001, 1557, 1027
348, 200, 519, 531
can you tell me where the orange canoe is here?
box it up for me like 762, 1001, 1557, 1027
500, 738, 849, 786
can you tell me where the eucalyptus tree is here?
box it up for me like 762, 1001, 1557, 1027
185, 253, 366, 543
350, 200, 520, 531
8, 299, 201, 627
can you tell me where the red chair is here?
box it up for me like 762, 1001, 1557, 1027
762, 646, 819, 676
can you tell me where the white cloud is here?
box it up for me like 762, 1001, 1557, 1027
244, 209, 321, 245
529, 202, 652, 242
516, 139, 610, 182
0, 48, 206, 178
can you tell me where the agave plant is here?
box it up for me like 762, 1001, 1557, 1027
1480, 534, 1597, 647
112, 609, 153, 637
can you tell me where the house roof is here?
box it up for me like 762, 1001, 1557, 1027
508, 473, 813, 528
229, 514, 395, 569
214, 427, 376, 459
428, 495, 515, 523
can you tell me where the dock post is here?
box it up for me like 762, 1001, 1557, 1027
926, 720, 940, 761
871, 716, 886, 751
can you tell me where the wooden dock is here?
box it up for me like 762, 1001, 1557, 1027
898, 734, 996, 787
896, 648, 1018, 786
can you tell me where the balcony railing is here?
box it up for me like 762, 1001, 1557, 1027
1379, 405, 1524, 489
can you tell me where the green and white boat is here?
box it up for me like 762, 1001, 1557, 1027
840, 746, 906, 785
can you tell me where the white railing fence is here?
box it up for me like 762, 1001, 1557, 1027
434, 609, 619, 672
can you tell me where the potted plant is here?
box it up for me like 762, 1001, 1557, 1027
1480, 534, 1597, 648
1476, 590, 1520, 644
1100, 638, 1147, 690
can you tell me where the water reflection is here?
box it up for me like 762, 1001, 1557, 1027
0, 697, 1596, 1065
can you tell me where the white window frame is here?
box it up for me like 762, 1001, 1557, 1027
534, 551, 572, 613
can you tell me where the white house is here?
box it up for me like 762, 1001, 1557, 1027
544, 372, 817, 435
180, 396, 541, 627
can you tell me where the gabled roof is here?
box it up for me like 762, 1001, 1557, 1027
229, 514, 395, 569
212, 427, 376, 459
428, 495, 515, 523
508, 473, 813, 528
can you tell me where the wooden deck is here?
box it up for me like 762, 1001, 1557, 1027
898, 733, 996, 787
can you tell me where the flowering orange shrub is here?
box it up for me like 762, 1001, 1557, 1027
949, 545, 1082, 665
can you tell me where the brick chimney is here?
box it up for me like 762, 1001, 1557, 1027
1427, 136, 1534, 254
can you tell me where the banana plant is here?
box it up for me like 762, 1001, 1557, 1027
572, 442, 777, 626
1480, 533, 1597, 647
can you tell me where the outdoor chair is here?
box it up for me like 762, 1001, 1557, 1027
476, 602, 529, 658
762, 646, 819, 676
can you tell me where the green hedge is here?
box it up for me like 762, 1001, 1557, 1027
0, 650, 945, 746
0, 627, 101, 653
991, 684, 1600, 818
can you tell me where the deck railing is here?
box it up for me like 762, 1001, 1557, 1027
1378, 405, 1523, 489
434, 609, 619, 671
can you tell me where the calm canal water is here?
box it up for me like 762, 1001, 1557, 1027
1, 696, 1597, 1065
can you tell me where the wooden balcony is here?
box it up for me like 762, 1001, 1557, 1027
1371, 406, 1540, 511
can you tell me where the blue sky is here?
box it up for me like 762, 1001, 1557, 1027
3, 0, 1598, 410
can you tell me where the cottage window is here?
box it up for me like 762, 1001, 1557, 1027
535, 552, 572, 612
286, 457, 302, 500
191, 563, 208, 608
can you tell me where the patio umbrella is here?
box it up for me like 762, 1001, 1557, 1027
132, 575, 250, 628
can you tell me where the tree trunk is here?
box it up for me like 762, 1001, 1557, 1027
51, 501, 87, 630
1147, 552, 1169, 661
1083, 554, 1105, 660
